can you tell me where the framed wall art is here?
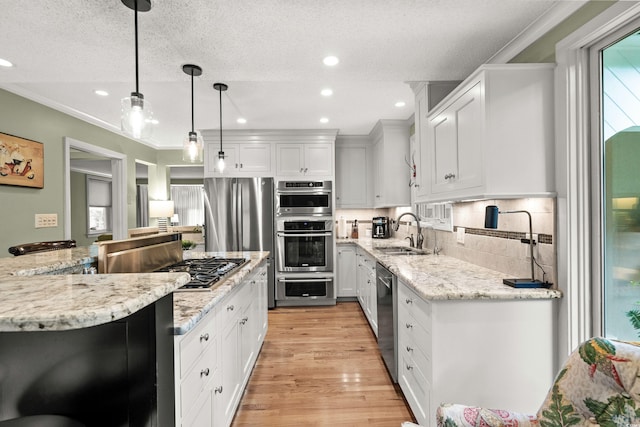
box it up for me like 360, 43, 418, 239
0, 132, 44, 189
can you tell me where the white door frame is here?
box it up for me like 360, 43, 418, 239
63, 137, 128, 241
555, 1, 640, 360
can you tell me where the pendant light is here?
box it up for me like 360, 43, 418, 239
182, 64, 203, 163
213, 83, 228, 173
120, 0, 153, 139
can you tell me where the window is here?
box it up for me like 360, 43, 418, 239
600, 29, 640, 340
170, 185, 204, 226
87, 175, 112, 236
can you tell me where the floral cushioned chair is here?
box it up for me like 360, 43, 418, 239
430, 338, 640, 427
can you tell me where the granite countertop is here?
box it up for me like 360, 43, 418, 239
173, 251, 270, 335
0, 247, 268, 333
338, 238, 562, 301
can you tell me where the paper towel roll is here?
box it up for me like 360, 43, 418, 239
338, 216, 346, 238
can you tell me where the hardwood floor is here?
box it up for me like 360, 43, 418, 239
231, 302, 416, 426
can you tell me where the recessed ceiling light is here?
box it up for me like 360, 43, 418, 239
320, 117, 329, 124
323, 56, 339, 67
395, 101, 406, 107
321, 88, 333, 97
237, 118, 247, 124
94, 90, 109, 97
0, 58, 14, 68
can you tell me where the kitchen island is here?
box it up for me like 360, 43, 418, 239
338, 238, 562, 427
0, 247, 269, 427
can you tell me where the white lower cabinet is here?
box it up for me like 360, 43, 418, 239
397, 280, 432, 426
337, 244, 357, 297
356, 248, 377, 336
397, 279, 557, 427
174, 261, 268, 427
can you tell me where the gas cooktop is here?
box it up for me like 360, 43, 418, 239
155, 257, 249, 290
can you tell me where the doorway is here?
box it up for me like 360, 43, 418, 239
63, 137, 127, 241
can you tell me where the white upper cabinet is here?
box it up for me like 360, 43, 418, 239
202, 130, 337, 179
276, 143, 333, 178
335, 136, 372, 208
410, 81, 461, 203
370, 119, 411, 208
421, 64, 555, 202
204, 142, 271, 176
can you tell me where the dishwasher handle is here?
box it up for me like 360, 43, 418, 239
378, 276, 393, 289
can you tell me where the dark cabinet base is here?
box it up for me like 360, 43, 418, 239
0, 294, 175, 427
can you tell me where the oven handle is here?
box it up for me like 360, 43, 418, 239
277, 277, 333, 283
276, 232, 333, 237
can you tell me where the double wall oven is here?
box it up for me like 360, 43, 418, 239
275, 181, 335, 306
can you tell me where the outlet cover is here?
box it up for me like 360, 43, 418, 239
456, 227, 465, 244
35, 213, 58, 228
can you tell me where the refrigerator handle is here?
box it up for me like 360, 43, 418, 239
236, 182, 243, 250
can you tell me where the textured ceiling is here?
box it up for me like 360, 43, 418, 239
0, 0, 569, 149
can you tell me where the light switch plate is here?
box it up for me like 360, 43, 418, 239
456, 227, 465, 244
35, 213, 58, 228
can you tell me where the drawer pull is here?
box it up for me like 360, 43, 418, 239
406, 364, 413, 371
406, 346, 413, 352
214, 386, 223, 394
405, 323, 413, 329
405, 298, 413, 304
200, 368, 210, 377
200, 333, 209, 342
240, 317, 248, 325
227, 305, 235, 311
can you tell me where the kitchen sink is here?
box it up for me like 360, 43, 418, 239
375, 246, 428, 256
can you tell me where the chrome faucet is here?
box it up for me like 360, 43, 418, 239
394, 212, 423, 249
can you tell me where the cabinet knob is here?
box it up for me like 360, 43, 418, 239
235, 163, 239, 169
304, 167, 308, 173
200, 333, 209, 342
240, 163, 243, 168
406, 364, 413, 371
405, 298, 413, 305
406, 346, 413, 352
406, 323, 413, 329
200, 368, 210, 377
240, 317, 248, 325
300, 168, 304, 173
214, 386, 223, 394
376, 195, 380, 198
444, 173, 456, 180
227, 305, 235, 311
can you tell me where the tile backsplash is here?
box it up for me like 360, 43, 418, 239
337, 198, 556, 286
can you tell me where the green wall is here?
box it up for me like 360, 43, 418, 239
0, 88, 169, 257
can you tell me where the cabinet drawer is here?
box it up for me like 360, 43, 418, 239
217, 283, 250, 326
179, 309, 216, 377
398, 282, 432, 332
399, 353, 431, 426
180, 340, 217, 417
182, 389, 212, 427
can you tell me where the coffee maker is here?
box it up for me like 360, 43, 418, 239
372, 217, 390, 239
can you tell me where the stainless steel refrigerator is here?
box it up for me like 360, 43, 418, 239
203, 177, 275, 308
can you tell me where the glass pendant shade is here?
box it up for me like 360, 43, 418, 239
217, 151, 226, 173
121, 92, 153, 139
183, 131, 204, 163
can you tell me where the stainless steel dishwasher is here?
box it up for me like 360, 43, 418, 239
376, 262, 397, 383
